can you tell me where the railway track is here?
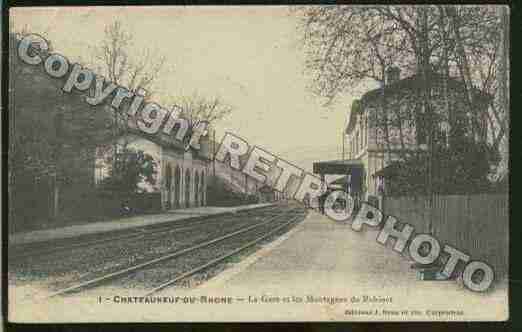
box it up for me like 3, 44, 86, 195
44, 207, 305, 299
9, 205, 281, 261
144, 213, 304, 296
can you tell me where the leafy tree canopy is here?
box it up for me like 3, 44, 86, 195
99, 148, 158, 193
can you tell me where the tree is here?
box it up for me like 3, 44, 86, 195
297, 5, 508, 180
92, 20, 166, 93
298, 6, 417, 104
169, 92, 233, 129
384, 139, 497, 196
298, 6, 508, 237
300, 6, 432, 167
99, 148, 158, 193
443, 6, 507, 160
9, 30, 115, 179
90, 20, 169, 167
9, 31, 117, 226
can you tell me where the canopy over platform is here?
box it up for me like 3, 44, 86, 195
372, 162, 402, 178
313, 159, 364, 175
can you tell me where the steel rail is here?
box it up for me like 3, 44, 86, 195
44, 209, 299, 299
143, 214, 302, 296
10, 205, 282, 261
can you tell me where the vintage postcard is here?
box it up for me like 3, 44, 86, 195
7, 5, 509, 322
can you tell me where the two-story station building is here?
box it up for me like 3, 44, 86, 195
313, 67, 491, 207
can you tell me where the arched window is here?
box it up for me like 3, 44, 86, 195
185, 169, 191, 208
165, 164, 172, 209
174, 166, 181, 208
200, 172, 205, 206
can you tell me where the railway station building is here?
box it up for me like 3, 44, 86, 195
313, 67, 491, 208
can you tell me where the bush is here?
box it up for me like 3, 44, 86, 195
206, 176, 259, 207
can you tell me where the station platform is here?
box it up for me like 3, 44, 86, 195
183, 210, 509, 321
9, 203, 274, 246
197, 209, 417, 293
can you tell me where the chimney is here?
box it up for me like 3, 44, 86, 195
385, 66, 400, 85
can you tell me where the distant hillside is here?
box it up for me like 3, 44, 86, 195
206, 161, 261, 206
213, 160, 260, 194
209, 142, 345, 193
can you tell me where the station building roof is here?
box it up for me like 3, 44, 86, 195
313, 159, 364, 175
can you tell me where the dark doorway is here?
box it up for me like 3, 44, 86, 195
200, 173, 205, 206
194, 171, 200, 207
185, 169, 191, 208
174, 166, 181, 208
165, 164, 172, 209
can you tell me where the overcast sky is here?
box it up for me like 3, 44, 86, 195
12, 6, 375, 171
